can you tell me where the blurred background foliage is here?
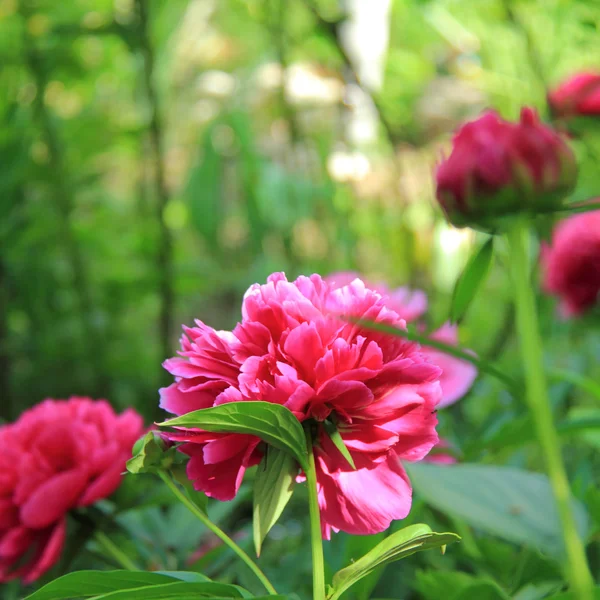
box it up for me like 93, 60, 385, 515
2, 0, 600, 598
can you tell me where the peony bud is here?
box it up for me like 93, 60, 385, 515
435, 108, 577, 231
548, 72, 600, 119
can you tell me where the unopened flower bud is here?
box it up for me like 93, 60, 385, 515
435, 108, 577, 231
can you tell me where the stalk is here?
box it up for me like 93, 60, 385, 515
94, 530, 139, 571
158, 471, 276, 595
506, 219, 594, 600
305, 429, 326, 600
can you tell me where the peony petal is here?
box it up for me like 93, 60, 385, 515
316, 443, 412, 536
20, 469, 88, 529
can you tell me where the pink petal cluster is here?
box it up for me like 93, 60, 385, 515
541, 210, 600, 317
548, 72, 600, 118
326, 272, 477, 408
0, 397, 144, 583
436, 108, 576, 230
160, 273, 443, 537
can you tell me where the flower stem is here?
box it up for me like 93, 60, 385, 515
157, 470, 276, 595
305, 429, 326, 600
94, 530, 139, 571
507, 219, 594, 600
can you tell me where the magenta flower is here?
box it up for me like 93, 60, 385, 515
0, 398, 144, 584
541, 210, 600, 317
326, 273, 477, 408
435, 108, 577, 230
161, 273, 443, 536
548, 72, 600, 118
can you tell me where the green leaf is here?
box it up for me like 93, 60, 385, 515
407, 462, 590, 558
90, 582, 247, 599
452, 582, 509, 600
159, 402, 308, 470
126, 432, 181, 475
329, 524, 460, 600
450, 236, 494, 323
322, 419, 355, 470
546, 588, 600, 599
23, 571, 185, 600
253, 446, 297, 556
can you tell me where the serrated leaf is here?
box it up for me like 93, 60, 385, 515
329, 524, 460, 600
322, 419, 355, 470
159, 402, 308, 470
253, 446, 297, 556
450, 237, 494, 323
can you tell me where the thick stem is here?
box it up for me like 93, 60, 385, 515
157, 471, 276, 595
305, 429, 326, 600
507, 220, 594, 600
94, 530, 139, 571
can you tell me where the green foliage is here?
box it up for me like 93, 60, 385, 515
159, 402, 308, 469
328, 524, 460, 600
406, 462, 590, 558
253, 447, 297, 556
450, 236, 494, 323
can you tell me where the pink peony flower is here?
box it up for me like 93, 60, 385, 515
161, 273, 443, 537
422, 438, 457, 465
548, 72, 600, 118
0, 397, 144, 584
541, 210, 600, 317
435, 108, 577, 231
326, 273, 477, 408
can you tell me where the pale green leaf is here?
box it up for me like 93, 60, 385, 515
253, 446, 297, 556
329, 524, 460, 600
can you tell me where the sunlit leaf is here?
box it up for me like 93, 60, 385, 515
329, 524, 460, 600
159, 402, 308, 469
322, 419, 355, 469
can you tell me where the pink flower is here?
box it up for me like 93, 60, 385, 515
326, 273, 477, 407
0, 397, 144, 584
423, 438, 457, 465
541, 210, 600, 317
549, 72, 600, 118
161, 273, 443, 536
435, 108, 577, 231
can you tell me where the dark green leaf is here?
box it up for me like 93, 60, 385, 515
452, 582, 509, 600
407, 463, 590, 558
23, 571, 183, 600
322, 419, 355, 470
329, 524, 460, 600
253, 446, 297, 556
159, 402, 308, 469
450, 237, 494, 323
91, 581, 246, 599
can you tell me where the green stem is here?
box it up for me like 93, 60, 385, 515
506, 220, 594, 600
305, 429, 326, 600
157, 471, 276, 595
94, 530, 139, 571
